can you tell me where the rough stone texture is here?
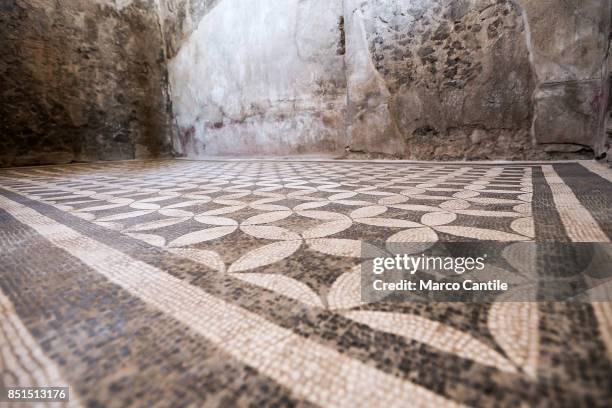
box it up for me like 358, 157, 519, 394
344, 0, 537, 160
342, 0, 611, 160
168, 0, 347, 157
157, 0, 222, 59
1, 0, 610, 164
605, 35, 612, 162
535, 81, 603, 146
0, 0, 174, 167
166, 0, 610, 160
518, 0, 611, 153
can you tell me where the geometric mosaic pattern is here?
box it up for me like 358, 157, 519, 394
0, 159, 611, 407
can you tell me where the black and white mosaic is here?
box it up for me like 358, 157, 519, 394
0, 159, 611, 407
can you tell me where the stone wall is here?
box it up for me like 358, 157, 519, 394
167, 0, 611, 160
157, 0, 223, 59
167, 0, 347, 157
519, 0, 610, 157
604, 14, 612, 161
343, 0, 611, 160
0, 0, 174, 167
344, 0, 536, 160
2, 0, 610, 164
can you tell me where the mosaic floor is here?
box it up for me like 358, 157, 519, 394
0, 159, 611, 407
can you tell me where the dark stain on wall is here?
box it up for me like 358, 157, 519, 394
337, 16, 346, 56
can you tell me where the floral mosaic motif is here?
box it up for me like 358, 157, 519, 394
2, 163, 536, 304
0, 160, 545, 383
2, 160, 612, 407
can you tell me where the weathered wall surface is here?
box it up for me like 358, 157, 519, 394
0, 0, 174, 167
344, 0, 536, 160
166, 0, 610, 160
602, 34, 612, 162
157, 0, 222, 59
343, 0, 611, 160
3, 0, 609, 163
517, 0, 610, 157
167, 0, 347, 157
